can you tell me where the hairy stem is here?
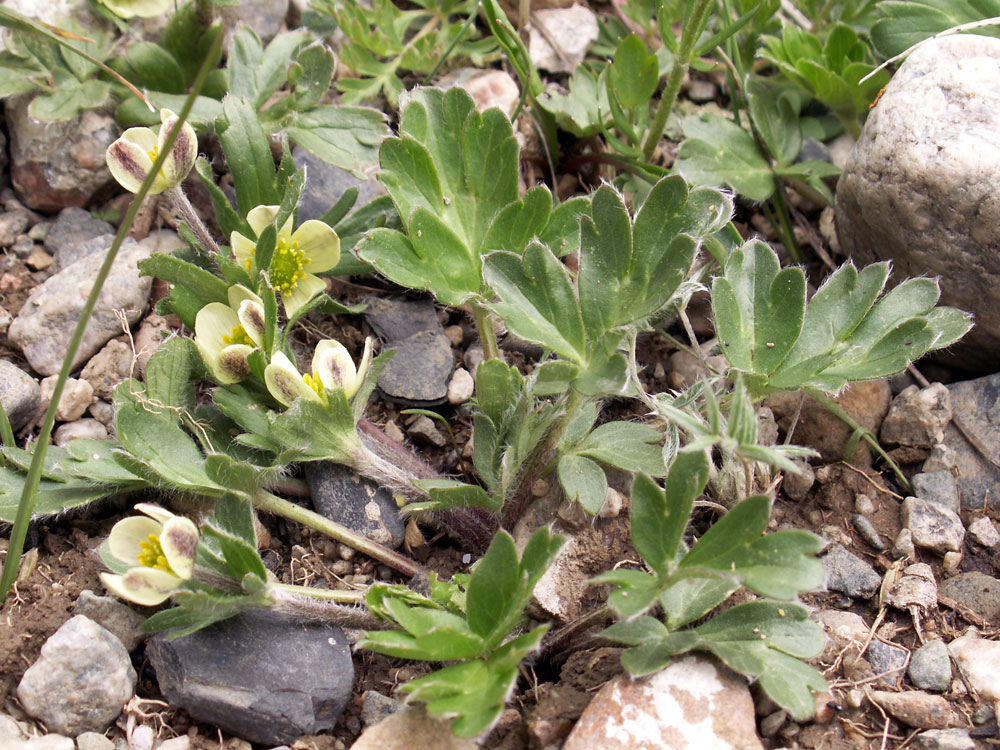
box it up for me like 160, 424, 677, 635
471, 300, 500, 361
267, 584, 383, 629
253, 489, 429, 579
164, 186, 221, 256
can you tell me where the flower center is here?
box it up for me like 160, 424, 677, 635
223, 324, 254, 347
147, 145, 160, 163
137, 533, 174, 574
302, 371, 327, 402
270, 238, 307, 293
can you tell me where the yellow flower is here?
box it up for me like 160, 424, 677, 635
106, 109, 197, 195
264, 337, 374, 406
230, 205, 340, 319
101, 0, 171, 18
100, 504, 198, 606
195, 286, 267, 384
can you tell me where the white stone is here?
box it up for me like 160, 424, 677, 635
902, 496, 965, 553
39, 376, 93, 422
968, 517, 1000, 548
563, 655, 763, 750
948, 631, 1000, 701
10, 736, 75, 750
528, 5, 599, 74
53, 418, 109, 446
447, 368, 474, 405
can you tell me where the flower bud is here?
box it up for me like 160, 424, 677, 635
106, 109, 197, 195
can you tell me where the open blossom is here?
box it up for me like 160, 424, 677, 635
106, 109, 197, 194
230, 205, 340, 319
100, 504, 198, 606
264, 337, 373, 406
195, 285, 267, 384
101, 0, 171, 18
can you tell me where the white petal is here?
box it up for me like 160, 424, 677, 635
108, 516, 162, 565
195, 302, 240, 354
265, 352, 322, 406
230, 232, 257, 267
313, 339, 357, 395
106, 137, 155, 195
121, 127, 158, 152
292, 220, 340, 273
105, 568, 179, 606
355, 337, 374, 392
227, 284, 264, 310
135, 503, 176, 525
157, 112, 197, 188
160, 516, 198, 580
247, 205, 280, 237
236, 299, 266, 348
216, 344, 254, 384
282, 273, 326, 319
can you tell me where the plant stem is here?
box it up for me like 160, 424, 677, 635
768, 185, 803, 264
195, 0, 216, 26
164, 186, 221, 256
267, 583, 383, 628
501, 387, 587, 529
253, 489, 429, 579
471, 300, 500, 360
642, 0, 715, 161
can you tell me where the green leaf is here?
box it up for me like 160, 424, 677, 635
747, 77, 802, 166
291, 42, 336, 110
591, 568, 660, 618
631, 451, 709, 576
143, 337, 196, 416
870, 0, 1000, 58
573, 421, 665, 475
286, 103, 389, 175
712, 240, 806, 377
475, 359, 524, 427
138, 253, 230, 308
218, 96, 280, 215
610, 34, 658, 109
483, 244, 587, 364
466, 529, 519, 639
29, 77, 110, 121
676, 115, 774, 201
266, 392, 362, 464
121, 41, 186, 94
408, 479, 498, 513
229, 28, 311, 109
660, 574, 740, 629
558, 454, 607, 514
537, 64, 611, 137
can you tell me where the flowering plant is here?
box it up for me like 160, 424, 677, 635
106, 109, 198, 195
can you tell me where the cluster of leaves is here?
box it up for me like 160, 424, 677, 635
309, 0, 498, 106
360, 528, 564, 736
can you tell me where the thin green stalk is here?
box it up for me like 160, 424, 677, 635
768, 185, 803, 264
0, 32, 224, 602
422, 0, 480, 84
253, 489, 429, 579
471, 300, 500, 360
804, 387, 910, 492
267, 583, 381, 628
642, 0, 715, 161
270, 581, 365, 604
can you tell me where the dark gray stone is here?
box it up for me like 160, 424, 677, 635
305, 461, 405, 548
823, 544, 881, 599
0, 359, 40, 430
147, 609, 353, 746
73, 589, 147, 652
909, 639, 952, 692
912, 471, 960, 514
377, 330, 455, 406
360, 690, 402, 728
365, 297, 441, 343
44, 208, 113, 266
293, 146, 386, 223
938, 572, 1000, 623
866, 639, 909, 688
944, 372, 1000, 513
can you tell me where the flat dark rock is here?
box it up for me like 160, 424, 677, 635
377, 330, 454, 406
305, 461, 405, 548
944, 373, 1000, 513
938, 572, 1000, 623
147, 609, 353, 746
365, 296, 441, 343
292, 146, 385, 223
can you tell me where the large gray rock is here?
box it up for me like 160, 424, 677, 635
44, 208, 114, 268
909, 639, 952, 692
292, 146, 385, 223
822, 543, 881, 599
0, 360, 40, 430
835, 35, 1000, 370
16, 615, 136, 736
901, 496, 965, 554
6, 98, 119, 212
943, 372, 1000, 513
8, 231, 182, 376
938, 572, 1000, 623
147, 609, 353, 746
911, 471, 960, 514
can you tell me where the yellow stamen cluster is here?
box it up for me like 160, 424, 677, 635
147, 145, 160, 163
302, 371, 327, 401
270, 239, 307, 293
137, 533, 173, 573
223, 324, 254, 347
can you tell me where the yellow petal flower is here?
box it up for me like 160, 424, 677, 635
313, 337, 374, 399
264, 352, 325, 407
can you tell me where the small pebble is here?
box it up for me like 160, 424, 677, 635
382, 420, 405, 443
11, 234, 34, 258
893, 528, 916, 560
853, 514, 886, 550
463, 344, 485, 378
967, 517, 1000, 549
447, 367, 474, 405
407, 415, 448, 447
973, 704, 994, 724
443, 325, 464, 347
942, 551, 962, 573
760, 710, 786, 737
338, 544, 355, 561
25, 246, 53, 271
462, 553, 472, 565
855, 493, 875, 514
